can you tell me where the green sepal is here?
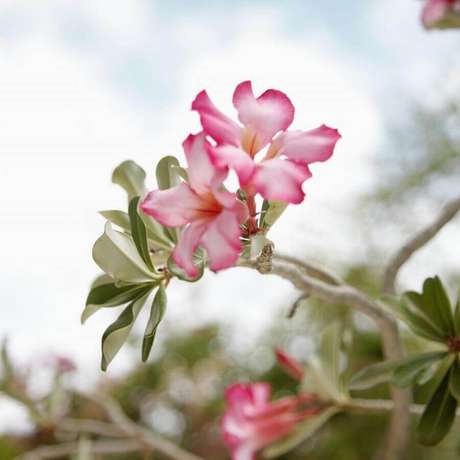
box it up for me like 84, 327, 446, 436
101, 291, 150, 371
141, 284, 167, 362
416, 366, 458, 446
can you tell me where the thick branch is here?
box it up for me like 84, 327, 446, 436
383, 195, 460, 295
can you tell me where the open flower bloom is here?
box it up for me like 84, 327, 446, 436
222, 382, 321, 460
141, 133, 247, 278
275, 348, 305, 381
422, 0, 460, 29
192, 81, 341, 204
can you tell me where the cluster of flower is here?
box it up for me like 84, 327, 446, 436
140, 81, 341, 278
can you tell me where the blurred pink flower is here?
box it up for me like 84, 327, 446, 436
422, 0, 460, 29
275, 348, 304, 381
141, 133, 248, 278
192, 81, 341, 205
222, 382, 320, 460
44, 355, 77, 374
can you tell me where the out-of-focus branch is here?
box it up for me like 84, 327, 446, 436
274, 253, 342, 286
382, 195, 460, 295
19, 439, 140, 460
59, 418, 124, 438
82, 392, 204, 460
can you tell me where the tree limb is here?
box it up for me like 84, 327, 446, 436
382, 195, 460, 295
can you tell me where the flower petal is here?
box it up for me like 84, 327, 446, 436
276, 125, 341, 164
233, 81, 294, 153
211, 145, 256, 186
172, 222, 207, 278
191, 90, 241, 146
275, 348, 304, 381
183, 132, 220, 195
141, 183, 203, 227
201, 210, 242, 271
252, 159, 312, 204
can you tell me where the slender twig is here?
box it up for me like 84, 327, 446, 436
18, 439, 140, 460
382, 195, 460, 295
82, 392, 204, 460
287, 293, 310, 318
58, 418, 124, 438
274, 254, 342, 286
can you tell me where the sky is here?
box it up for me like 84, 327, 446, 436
1, 0, 460, 430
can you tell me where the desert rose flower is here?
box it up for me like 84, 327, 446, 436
275, 348, 304, 381
222, 382, 321, 460
422, 0, 460, 29
192, 81, 341, 205
141, 133, 248, 278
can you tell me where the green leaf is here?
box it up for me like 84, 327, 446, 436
454, 300, 460, 336
416, 367, 458, 446
449, 358, 460, 401
141, 284, 167, 362
100, 210, 172, 250
349, 359, 402, 391
392, 351, 447, 388
112, 160, 147, 202
319, 322, 343, 395
128, 197, 155, 271
156, 155, 181, 190
101, 292, 149, 371
259, 200, 288, 230
99, 210, 131, 232
93, 222, 158, 283
82, 282, 153, 324
263, 406, 339, 458
414, 276, 454, 336
389, 295, 446, 343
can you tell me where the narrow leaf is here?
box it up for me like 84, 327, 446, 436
112, 160, 147, 202
101, 292, 149, 371
141, 284, 167, 361
349, 359, 402, 391
416, 367, 457, 446
454, 300, 460, 336
99, 210, 131, 232
420, 276, 454, 336
82, 282, 153, 324
392, 351, 447, 388
128, 197, 154, 271
449, 358, 460, 401
93, 222, 157, 283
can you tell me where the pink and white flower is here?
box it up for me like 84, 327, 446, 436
141, 133, 247, 278
222, 382, 321, 460
422, 0, 460, 29
192, 81, 341, 205
275, 348, 304, 381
